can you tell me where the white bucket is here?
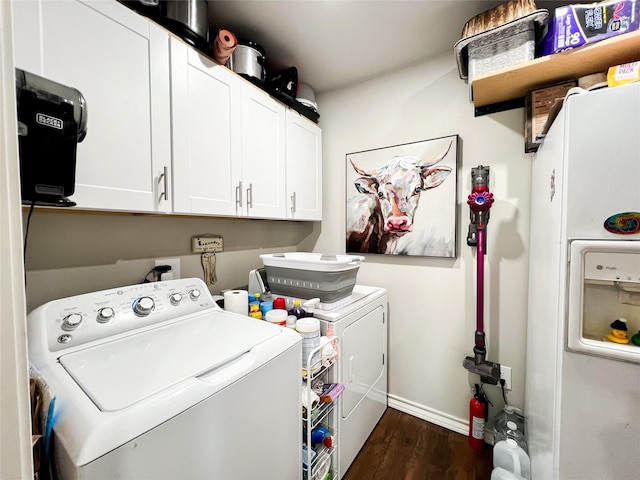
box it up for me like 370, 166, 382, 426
493, 439, 531, 479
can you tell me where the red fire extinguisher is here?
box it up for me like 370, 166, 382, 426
469, 383, 488, 450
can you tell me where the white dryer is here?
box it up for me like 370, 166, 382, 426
314, 285, 388, 479
27, 278, 302, 480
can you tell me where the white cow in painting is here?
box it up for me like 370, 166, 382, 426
346, 141, 453, 255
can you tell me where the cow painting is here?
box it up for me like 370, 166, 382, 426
346, 136, 458, 257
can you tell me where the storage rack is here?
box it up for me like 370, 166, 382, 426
302, 337, 340, 480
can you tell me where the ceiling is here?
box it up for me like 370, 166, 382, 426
206, 0, 509, 94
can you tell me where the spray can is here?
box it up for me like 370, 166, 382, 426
469, 384, 487, 450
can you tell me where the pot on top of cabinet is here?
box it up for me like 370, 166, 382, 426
228, 40, 266, 85
158, 0, 210, 54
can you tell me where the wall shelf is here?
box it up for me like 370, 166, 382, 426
471, 30, 640, 108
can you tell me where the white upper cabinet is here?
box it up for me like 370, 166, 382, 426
12, 0, 172, 213
12, 0, 320, 220
285, 110, 322, 221
240, 83, 286, 219
170, 39, 241, 216
170, 38, 287, 219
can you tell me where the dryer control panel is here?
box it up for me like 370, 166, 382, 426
28, 278, 217, 354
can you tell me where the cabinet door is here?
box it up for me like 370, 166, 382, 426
12, 0, 172, 212
170, 39, 241, 216
240, 83, 286, 219
285, 111, 322, 221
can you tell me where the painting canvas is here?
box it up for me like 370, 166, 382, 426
346, 135, 459, 258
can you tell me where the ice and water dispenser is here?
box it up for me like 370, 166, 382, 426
567, 240, 640, 363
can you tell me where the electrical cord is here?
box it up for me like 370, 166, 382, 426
140, 265, 172, 283
500, 378, 508, 405
23, 199, 36, 286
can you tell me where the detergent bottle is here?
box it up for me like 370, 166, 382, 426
493, 439, 531, 480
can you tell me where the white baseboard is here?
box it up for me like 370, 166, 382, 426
387, 394, 496, 444
387, 394, 468, 436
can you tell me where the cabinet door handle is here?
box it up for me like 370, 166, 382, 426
159, 166, 169, 201
291, 192, 296, 214
247, 183, 253, 208
236, 181, 243, 208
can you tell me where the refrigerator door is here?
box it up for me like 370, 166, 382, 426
564, 83, 640, 239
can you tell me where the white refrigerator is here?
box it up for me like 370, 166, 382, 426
526, 82, 640, 480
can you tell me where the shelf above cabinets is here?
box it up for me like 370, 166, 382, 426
471, 31, 640, 109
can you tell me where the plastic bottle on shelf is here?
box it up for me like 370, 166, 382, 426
289, 299, 306, 319
311, 425, 333, 448
302, 298, 320, 317
301, 444, 317, 469
297, 317, 321, 371
493, 439, 531, 480
248, 303, 262, 319
265, 309, 287, 326
273, 296, 286, 310
259, 301, 273, 318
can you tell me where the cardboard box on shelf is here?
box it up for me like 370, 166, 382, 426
540, 0, 640, 56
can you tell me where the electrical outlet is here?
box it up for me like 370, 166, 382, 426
155, 258, 180, 280
500, 365, 512, 391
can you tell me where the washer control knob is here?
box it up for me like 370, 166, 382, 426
169, 293, 183, 305
97, 307, 115, 323
133, 296, 155, 316
189, 289, 201, 301
62, 313, 83, 331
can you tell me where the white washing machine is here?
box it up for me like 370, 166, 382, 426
313, 285, 388, 479
27, 278, 302, 480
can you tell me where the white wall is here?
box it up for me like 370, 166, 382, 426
23, 211, 316, 311
313, 52, 532, 432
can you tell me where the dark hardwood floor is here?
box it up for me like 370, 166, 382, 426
343, 408, 493, 480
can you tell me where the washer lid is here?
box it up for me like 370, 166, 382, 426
59, 311, 279, 412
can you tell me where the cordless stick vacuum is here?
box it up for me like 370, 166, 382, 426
463, 166, 501, 385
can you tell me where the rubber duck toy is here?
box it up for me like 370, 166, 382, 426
606, 318, 630, 344
631, 330, 640, 347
